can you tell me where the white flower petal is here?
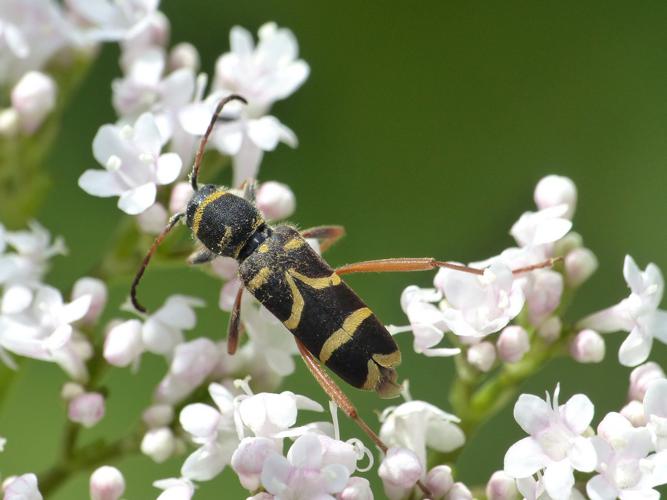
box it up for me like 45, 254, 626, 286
78, 170, 126, 197
619, 327, 653, 367
155, 153, 182, 185
543, 460, 574, 500
117, 183, 157, 214
180, 403, 221, 439
567, 436, 597, 472
514, 394, 553, 435
562, 394, 595, 434
504, 437, 549, 477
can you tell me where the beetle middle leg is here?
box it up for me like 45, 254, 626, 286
301, 225, 345, 253
188, 247, 217, 265
295, 339, 433, 498
227, 286, 244, 355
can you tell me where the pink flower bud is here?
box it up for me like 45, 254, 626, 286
11, 71, 57, 134
486, 471, 519, 500
90, 466, 125, 500
467, 342, 496, 372
68, 392, 105, 428
570, 329, 605, 363
137, 203, 168, 234
339, 477, 373, 500
169, 42, 200, 72
256, 181, 296, 220
620, 400, 646, 427
565, 248, 598, 287
104, 319, 143, 367
231, 437, 281, 491
141, 427, 175, 463
534, 175, 577, 219
629, 362, 665, 401
537, 316, 561, 343
497, 326, 530, 363
448, 482, 473, 500
425, 465, 453, 498
72, 277, 108, 325
169, 182, 195, 214
378, 447, 423, 500
526, 270, 563, 326
143, 404, 174, 428
3, 473, 42, 499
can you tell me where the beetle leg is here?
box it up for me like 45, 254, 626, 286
187, 247, 217, 265
227, 286, 244, 355
294, 339, 432, 497
335, 257, 559, 276
300, 225, 346, 253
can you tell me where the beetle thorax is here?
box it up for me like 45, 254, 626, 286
185, 184, 265, 258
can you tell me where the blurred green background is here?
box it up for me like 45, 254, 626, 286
2, 1, 667, 498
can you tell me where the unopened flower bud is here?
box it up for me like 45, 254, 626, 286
378, 447, 423, 500
425, 465, 453, 499
447, 482, 473, 500
61, 382, 84, 401
537, 316, 561, 343
565, 248, 598, 287
104, 319, 143, 367
3, 473, 42, 499
467, 342, 496, 372
90, 466, 125, 500
339, 477, 373, 500
169, 42, 200, 72
486, 471, 519, 500
570, 329, 605, 363
497, 326, 530, 363
143, 404, 174, 428
141, 427, 175, 463
534, 175, 577, 219
620, 400, 646, 427
11, 71, 57, 134
526, 270, 563, 326
629, 362, 665, 401
169, 182, 194, 214
72, 277, 108, 325
137, 203, 168, 234
256, 181, 296, 220
68, 392, 105, 428
0, 108, 19, 136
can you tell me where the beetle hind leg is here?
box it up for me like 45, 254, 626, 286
300, 225, 345, 253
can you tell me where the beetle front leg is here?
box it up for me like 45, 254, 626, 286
187, 248, 217, 265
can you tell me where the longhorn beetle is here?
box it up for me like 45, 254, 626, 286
130, 95, 555, 488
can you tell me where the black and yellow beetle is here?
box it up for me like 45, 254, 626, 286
130, 95, 550, 457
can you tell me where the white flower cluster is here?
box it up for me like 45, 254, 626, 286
78, 17, 308, 215
498, 375, 667, 500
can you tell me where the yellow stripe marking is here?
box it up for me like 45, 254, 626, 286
258, 243, 270, 253
319, 308, 373, 363
283, 272, 305, 329
247, 267, 271, 292
284, 237, 305, 251
288, 269, 341, 289
362, 359, 381, 391
193, 190, 227, 235
372, 350, 402, 368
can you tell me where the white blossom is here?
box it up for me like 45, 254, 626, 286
378, 447, 423, 500
79, 112, 182, 214
3, 473, 43, 500
628, 362, 665, 401
141, 427, 175, 463
534, 175, 577, 219
579, 255, 667, 366
510, 204, 572, 249
504, 384, 597, 500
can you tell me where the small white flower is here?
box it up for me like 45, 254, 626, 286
425, 465, 453, 498
10, 70, 56, 133
67, 0, 161, 42
260, 433, 351, 499
89, 466, 125, 500
72, 277, 108, 325
579, 255, 667, 366
565, 248, 598, 288
510, 205, 572, 248
435, 262, 525, 337
644, 379, 667, 451
586, 412, 667, 499
68, 392, 105, 428
504, 384, 597, 500
569, 329, 605, 364
79, 112, 182, 214
141, 295, 204, 356
3, 473, 43, 500
141, 427, 176, 463
214, 22, 309, 114
379, 400, 465, 473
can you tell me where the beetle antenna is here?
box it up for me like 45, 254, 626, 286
130, 212, 185, 313
190, 94, 248, 191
